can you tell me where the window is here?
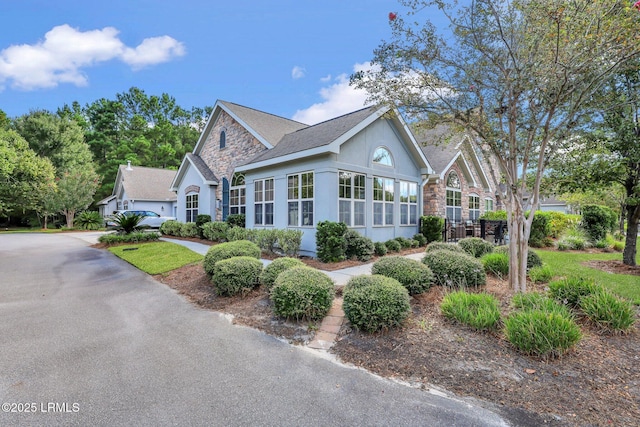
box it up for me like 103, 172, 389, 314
229, 173, 246, 215
288, 172, 314, 227
400, 181, 418, 225
186, 193, 198, 223
372, 147, 393, 166
446, 171, 462, 222
219, 130, 226, 149
469, 194, 480, 220
338, 171, 366, 227
373, 176, 394, 226
485, 198, 494, 212
254, 178, 274, 226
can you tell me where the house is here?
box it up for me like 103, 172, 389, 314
170, 101, 434, 256
97, 161, 178, 217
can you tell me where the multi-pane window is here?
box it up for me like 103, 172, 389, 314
485, 198, 494, 212
288, 172, 314, 227
400, 181, 418, 225
469, 194, 480, 220
254, 178, 274, 226
229, 173, 246, 215
338, 171, 366, 227
373, 177, 394, 226
186, 193, 198, 223
446, 171, 462, 222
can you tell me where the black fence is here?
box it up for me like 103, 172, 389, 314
443, 219, 508, 245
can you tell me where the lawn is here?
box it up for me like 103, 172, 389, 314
108, 241, 203, 275
537, 238, 640, 304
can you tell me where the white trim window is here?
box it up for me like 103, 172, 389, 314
288, 172, 314, 227
373, 176, 394, 226
446, 171, 462, 222
400, 181, 418, 225
186, 193, 198, 223
229, 173, 246, 215
373, 146, 394, 166
339, 171, 366, 227
485, 198, 494, 212
469, 194, 480, 220
254, 178, 274, 226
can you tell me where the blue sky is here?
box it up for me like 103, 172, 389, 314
0, 0, 411, 125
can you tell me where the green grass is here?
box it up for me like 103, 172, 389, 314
108, 241, 203, 275
538, 238, 640, 304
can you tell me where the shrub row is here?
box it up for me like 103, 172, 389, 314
98, 231, 160, 245
225, 227, 303, 257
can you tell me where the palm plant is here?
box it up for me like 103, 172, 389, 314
111, 212, 147, 234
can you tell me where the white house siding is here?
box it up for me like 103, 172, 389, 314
174, 162, 216, 222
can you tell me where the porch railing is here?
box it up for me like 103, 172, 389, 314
442, 218, 508, 245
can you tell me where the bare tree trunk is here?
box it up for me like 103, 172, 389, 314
65, 210, 75, 229
623, 204, 639, 266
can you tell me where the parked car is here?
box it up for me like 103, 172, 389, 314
105, 210, 176, 229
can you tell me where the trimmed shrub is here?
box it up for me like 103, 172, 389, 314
211, 256, 263, 296
580, 290, 636, 334
271, 267, 335, 320
422, 249, 486, 287
226, 226, 253, 242
511, 292, 571, 318
196, 214, 211, 237
440, 291, 501, 331
504, 311, 582, 358
413, 233, 427, 247
254, 229, 279, 254
394, 236, 412, 249
528, 265, 553, 284
529, 211, 552, 248
458, 237, 494, 258
384, 239, 402, 253
76, 211, 103, 230
480, 210, 507, 220
548, 277, 601, 307
581, 205, 617, 242
374, 241, 388, 256
203, 240, 261, 277
98, 232, 160, 245
276, 229, 303, 257
226, 214, 246, 228
481, 253, 509, 278
316, 221, 347, 263
342, 275, 411, 332
425, 241, 464, 253
202, 221, 229, 242
372, 256, 434, 295
180, 222, 200, 238
420, 216, 444, 243
344, 230, 375, 262
259, 257, 305, 290
160, 220, 182, 236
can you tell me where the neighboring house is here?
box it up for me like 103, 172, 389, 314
524, 193, 572, 214
98, 161, 178, 217
417, 124, 500, 223
171, 100, 434, 256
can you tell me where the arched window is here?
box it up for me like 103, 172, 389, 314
230, 172, 246, 215
220, 130, 226, 149
446, 171, 462, 222
372, 147, 393, 166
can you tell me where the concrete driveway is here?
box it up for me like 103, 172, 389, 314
0, 233, 510, 426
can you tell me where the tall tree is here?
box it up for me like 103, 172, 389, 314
54, 167, 101, 228
352, 0, 640, 291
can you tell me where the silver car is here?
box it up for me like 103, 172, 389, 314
105, 210, 176, 229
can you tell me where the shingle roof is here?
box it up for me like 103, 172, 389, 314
186, 153, 218, 183
118, 165, 177, 201
245, 106, 378, 164
414, 124, 466, 174
219, 101, 308, 147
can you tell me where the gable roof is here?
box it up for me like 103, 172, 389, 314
169, 153, 218, 191
192, 100, 308, 155
114, 164, 177, 201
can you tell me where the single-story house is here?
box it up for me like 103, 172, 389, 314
98, 161, 177, 217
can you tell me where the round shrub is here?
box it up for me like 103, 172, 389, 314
481, 252, 509, 278
493, 246, 542, 270
180, 222, 200, 238
374, 241, 388, 256
259, 257, 305, 289
504, 311, 582, 358
413, 233, 427, 247
211, 256, 263, 296
580, 289, 636, 334
394, 237, 412, 249
548, 276, 601, 307
202, 221, 229, 242
458, 237, 494, 258
371, 256, 433, 295
160, 219, 182, 236
511, 292, 571, 319
385, 239, 402, 253
422, 249, 486, 287
344, 230, 375, 262
342, 275, 410, 332
440, 291, 501, 330
203, 240, 261, 277
425, 242, 464, 253
271, 267, 335, 320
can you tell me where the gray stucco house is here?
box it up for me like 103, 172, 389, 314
170, 100, 436, 256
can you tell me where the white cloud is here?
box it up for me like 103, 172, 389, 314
291, 65, 305, 79
0, 24, 185, 91
292, 62, 373, 125
320, 74, 331, 82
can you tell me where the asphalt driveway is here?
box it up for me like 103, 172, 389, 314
0, 233, 509, 426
